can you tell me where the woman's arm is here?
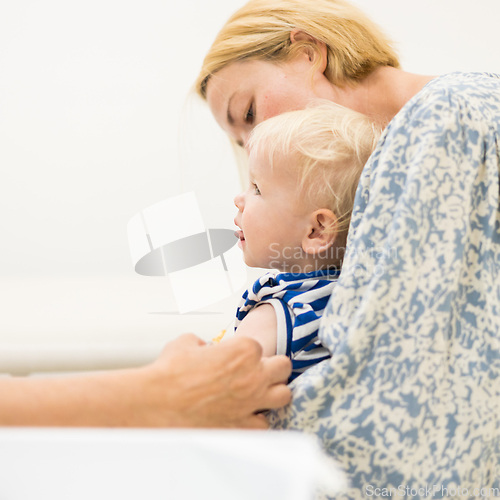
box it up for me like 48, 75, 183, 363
235, 304, 278, 357
0, 333, 291, 428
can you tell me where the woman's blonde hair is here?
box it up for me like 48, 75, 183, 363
247, 101, 381, 235
196, 0, 399, 99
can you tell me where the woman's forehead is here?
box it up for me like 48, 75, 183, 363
206, 62, 247, 95
206, 59, 280, 96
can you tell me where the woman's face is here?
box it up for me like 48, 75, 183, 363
206, 57, 336, 147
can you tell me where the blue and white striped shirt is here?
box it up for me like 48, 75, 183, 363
235, 269, 339, 382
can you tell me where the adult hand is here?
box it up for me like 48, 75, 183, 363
136, 333, 292, 429
0, 333, 291, 428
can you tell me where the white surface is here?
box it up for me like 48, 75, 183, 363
0, 429, 346, 500
351, 0, 500, 76
0, 275, 242, 374
169, 257, 231, 314
0, 0, 245, 278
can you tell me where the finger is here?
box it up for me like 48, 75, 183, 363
261, 355, 292, 385
258, 383, 292, 410
158, 334, 206, 362
174, 333, 207, 348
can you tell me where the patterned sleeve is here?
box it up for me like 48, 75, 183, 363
267, 74, 500, 499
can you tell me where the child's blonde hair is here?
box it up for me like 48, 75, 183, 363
247, 101, 381, 235
196, 0, 399, 99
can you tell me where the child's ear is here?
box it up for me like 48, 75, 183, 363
302, 209, 338, 255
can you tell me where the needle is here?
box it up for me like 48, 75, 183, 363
209, 318, 235, 345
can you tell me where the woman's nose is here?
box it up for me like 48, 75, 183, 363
234, 192, 244, 210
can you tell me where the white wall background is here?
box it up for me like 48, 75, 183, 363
1, 0, 499, 278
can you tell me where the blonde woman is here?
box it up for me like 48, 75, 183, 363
196, 0, 500, 496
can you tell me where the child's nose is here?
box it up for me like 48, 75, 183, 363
234, 192, 244, 211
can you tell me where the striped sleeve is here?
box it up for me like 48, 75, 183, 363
235, 269, 338, 383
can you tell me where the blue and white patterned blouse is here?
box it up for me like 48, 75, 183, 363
268, 73, 500, 499
235, 269, 339, 382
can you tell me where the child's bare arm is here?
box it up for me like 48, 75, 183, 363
234, 304, 277, 357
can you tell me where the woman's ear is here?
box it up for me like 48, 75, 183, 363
301, 209, 338, 256
290, 30, 328, 72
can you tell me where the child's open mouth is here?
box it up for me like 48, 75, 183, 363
234, 230, 245, 248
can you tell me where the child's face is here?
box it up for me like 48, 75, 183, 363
234, 149, 311, 270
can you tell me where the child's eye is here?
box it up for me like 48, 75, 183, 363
253, 183, 261, 195
245, 103, 255, 124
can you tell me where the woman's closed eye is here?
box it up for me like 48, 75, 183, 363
245, 102, 255, 124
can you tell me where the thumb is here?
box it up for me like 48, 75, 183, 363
163, 333, 206, 353
156, 333, 206, 365
173, 333, 207, 348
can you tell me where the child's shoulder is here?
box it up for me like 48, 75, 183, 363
246, 269, 339, 300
